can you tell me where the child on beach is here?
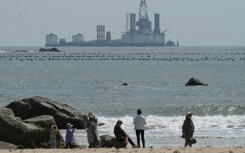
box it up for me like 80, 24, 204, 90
50, 125, 58, 149
133, 109, 146, 148
65, 123, 75, 148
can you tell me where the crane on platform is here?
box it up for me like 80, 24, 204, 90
136, 0, 152, 33
162, 28, 170, 34
139, 0, 148, 19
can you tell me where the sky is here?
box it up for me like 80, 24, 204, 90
0, 0, 245, 46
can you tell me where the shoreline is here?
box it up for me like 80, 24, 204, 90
1, 146, 245, 153
62, 128, 245, 147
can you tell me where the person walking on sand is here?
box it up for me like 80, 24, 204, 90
133, 109, 146, 148
182, 112, 195, 147
50, 125, 58, 149
86, 113, 100, 148
65, 123, 75, 148
114, 120, 138, 148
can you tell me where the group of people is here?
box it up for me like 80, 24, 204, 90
114, 109, 146, 148
49, 109, 195, 149
84, 109, 147, 148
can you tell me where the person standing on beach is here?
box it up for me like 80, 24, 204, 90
114, 120, 138, 148
182, 112, 195, 147
133, 109, 146, 148
50, 125, 58, 149
65, 123, 75, 148
86, 112, 100, 148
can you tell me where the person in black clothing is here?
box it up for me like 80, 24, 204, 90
182, 112, 195, 147
114, 120, 138, 148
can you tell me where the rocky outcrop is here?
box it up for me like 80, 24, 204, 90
23, 115, 64, 148
6, 96, 87, 129
100, 135, 126, 148
0, 108, 64, 148
0, 141, 21, 149
185, 78, 208, 86
24, 115, 57, 129
39, 48, 60, 52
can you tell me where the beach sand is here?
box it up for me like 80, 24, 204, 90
1, 147, 245, 153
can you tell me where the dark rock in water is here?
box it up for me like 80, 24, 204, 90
100, 135, 126, 148
185, 78, 208, 86
121, 83, 128, 86
39, 48, 60, 52
5, 96, 87, 129
0, 108, 64, 148
0, 141, 21, 149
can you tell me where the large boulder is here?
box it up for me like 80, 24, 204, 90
100, 135, 126, 148
0, 108, 62, 148
24, 115, 57, 129
23, 115, 64, 148
0, 141, 21, 149
6, 96, 87, 129
185, 78, 208, 86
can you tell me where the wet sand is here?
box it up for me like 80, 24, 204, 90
1, 146, 245, 153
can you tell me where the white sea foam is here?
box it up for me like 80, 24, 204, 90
97, 115, 245, 139
60, 115, 245, 147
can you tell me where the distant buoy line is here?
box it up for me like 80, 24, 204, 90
0, 52, 244, 62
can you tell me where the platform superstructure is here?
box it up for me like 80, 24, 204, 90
121, 0, 165, 45
45, 0, 178, 47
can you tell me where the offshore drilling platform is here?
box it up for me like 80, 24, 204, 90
45, 0, 178, 47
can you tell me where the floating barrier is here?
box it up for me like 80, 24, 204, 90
0, 52, 244, 62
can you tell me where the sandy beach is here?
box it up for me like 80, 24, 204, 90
1, 147, 245, 153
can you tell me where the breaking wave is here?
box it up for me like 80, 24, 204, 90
97, 115, 245, 139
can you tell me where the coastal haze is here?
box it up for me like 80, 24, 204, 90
0, 0, 245, 46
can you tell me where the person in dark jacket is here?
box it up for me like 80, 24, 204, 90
114, 120, 138, 148
182, 112, 195, 147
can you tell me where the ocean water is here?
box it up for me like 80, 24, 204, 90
0, 46, 245, 147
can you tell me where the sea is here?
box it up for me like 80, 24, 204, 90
0, 46, 245, 147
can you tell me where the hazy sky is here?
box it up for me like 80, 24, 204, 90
0, 0, 244, 46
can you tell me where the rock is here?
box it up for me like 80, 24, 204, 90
0, 141, 21, 149
39, 48, 60, 52
0, 108, 59, 148
24, 115, 57, 129
185, 78, 208, 86
100, 135, 114, 148
5, 96, 87, 129
100, 135, 126, 148
121, 83, 128, 86
23, 115, 64, 148
23, 115, 65, 147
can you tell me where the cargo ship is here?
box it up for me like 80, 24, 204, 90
45, 0, 179, 47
